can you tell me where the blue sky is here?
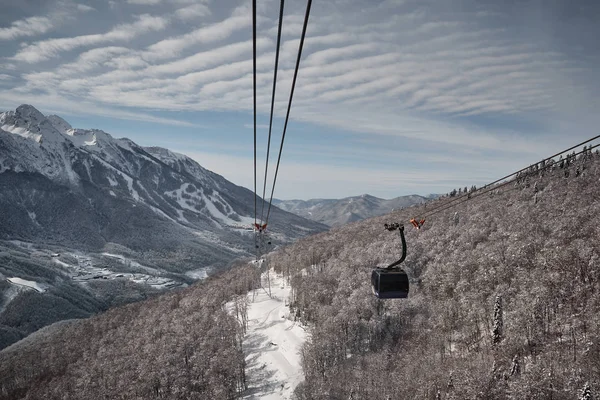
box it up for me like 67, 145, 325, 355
1, 0, 599, 199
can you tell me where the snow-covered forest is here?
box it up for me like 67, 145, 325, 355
0, 150, 598, 400
0, 264, 259, 399
267, 149, 600, 399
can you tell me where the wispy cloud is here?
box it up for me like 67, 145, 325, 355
0, 16, 56, 40
144, 14, 249, 60
76, 4, 96, 12
127, 0, 162, 4
174, 4, 212, 21
13, 14, 169, 63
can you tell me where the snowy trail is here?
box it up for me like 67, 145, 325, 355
242, 270, 307, 400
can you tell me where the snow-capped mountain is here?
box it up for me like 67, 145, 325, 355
273, 194, 429, 227
0, 105, 326, 269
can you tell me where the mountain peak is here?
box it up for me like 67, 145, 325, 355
1, 104, 64, 145
15, 104, 45, 123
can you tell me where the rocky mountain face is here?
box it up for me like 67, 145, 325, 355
0, 105, 325, 261
0, 104, 327, 349
273, 194, 429, 227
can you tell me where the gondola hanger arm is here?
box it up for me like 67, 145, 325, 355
383, 223, 406, 269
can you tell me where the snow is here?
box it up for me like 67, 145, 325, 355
7, 277, 48, 292
65, 129, 100, 147
91, 154, 141, 201
144, 146, 190, 165
8, 240, 35, 249
185, 267, 209, 279
122, 174, 140, 201
107, 175, 118, 186
1, 124, 42, 143
63, 253, 182, 289
52, 258, 71, 268
242, 270, 307, 399
27, 211, 38, 224
101, 252, 163, 275
47, 115, 72, 134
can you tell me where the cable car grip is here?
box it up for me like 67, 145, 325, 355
383, 223, 407, 270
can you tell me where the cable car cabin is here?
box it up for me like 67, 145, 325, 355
371, 223, 409, 299
371, 268, 409, 299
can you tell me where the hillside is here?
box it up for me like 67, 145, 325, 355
0, 149, 597, 399
273, 194, 429, 227
269, 148, 600, 399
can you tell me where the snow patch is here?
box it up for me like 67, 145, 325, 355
7, 277, 48, 292
241, 270, 307, 399
27, 211, 38, 224
185, 268, 209, 280
107, 175, 118, 187
122, 174, 140, 201
1, 124, 42, 143
91, 154, 141, 201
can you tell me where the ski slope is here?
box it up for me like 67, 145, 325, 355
243, 270, 307, 400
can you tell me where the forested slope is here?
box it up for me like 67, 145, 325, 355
0, 265, 259, 400
265, 150, 600, 399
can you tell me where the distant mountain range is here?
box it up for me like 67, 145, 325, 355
273, 194, 435, 227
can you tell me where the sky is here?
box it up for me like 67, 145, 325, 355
0, 0, 599, 200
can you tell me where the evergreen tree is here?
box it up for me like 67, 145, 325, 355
492, 295, 503, 345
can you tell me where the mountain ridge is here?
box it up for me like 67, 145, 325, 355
0, 104, 327, 350
273, 193, 431, 226
0, 104, 326, 254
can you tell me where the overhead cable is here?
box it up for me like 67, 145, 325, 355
265, 0, 313, 225
260, 0, 285, 225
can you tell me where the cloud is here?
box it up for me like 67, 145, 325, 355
77, 4, 96, 12
0, 90, 198, 128
0, 16, 55, 40
148, 38, 271, 76
178, 149, 506, 199
127, 0, 162, 4
12, 14, 169, 63
0, 2, 98, 41
174, 4, 211, 21
144, 14, 249, 60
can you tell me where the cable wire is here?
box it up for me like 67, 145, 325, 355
419, 142, 599, 221
260, 0, 285, 225
252, 0, 258, 227
418, 134, 600, 220
265, 0, 312, 225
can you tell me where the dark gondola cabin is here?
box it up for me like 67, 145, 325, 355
371, 223, 410, 299
371, 269, 409, 299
